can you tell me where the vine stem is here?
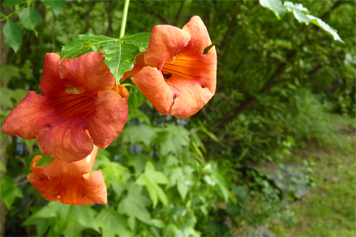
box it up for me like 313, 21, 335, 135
120, 0, 130, 38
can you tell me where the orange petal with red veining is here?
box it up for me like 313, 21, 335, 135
131, 16, 217, 118
131, 67, 174, 116
27, 146, 107, 205
59, 52, 115, 94
144, 25, 190, 69
2, 52, 129, 163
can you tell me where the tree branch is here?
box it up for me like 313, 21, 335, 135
212, 50, 297, 128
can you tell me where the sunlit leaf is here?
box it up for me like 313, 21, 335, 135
293, 9, 310, 24
306, 15, 344, 42
121, 32, 151, 52
61, 34, 117, 59
259, 0, 286, 19
103, 42, 140, 85
284, 1, 309, 13
135, 162, 169, 207
177, 180, 189, 200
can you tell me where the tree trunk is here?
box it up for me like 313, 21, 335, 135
0, 6, 11, 235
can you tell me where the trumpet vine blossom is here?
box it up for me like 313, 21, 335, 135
1, 52, 129, 163
127, 16, 217, 118
27, 146, 107, 205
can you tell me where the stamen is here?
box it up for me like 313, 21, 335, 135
168, 53, 182, 64
65, 85, 86, 95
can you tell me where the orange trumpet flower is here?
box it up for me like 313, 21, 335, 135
27, 146, 107, 205
2, 52, 129, 163
128, 16, 217, 118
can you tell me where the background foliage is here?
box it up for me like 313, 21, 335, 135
0, 0, 355, 236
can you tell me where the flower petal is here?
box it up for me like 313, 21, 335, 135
27, 155, 107, 205
120, 52, 146, 82
88, 90, 129, 149
42, 146, 98, 177
131, 66, 174, 115
144, 25, 190, 69
181, 16, 213, 56
170, 78, 213, 118
164, 47, 217, 93
2, 91, 50, 139
58, 52, 115, 94
2, 88, 128, 163
39, 53, 67, 96
84, 170, 107, 205
37, 92, 95, 163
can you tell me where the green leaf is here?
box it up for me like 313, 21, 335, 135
259, 0, 286, 20
211, 171, 229, 202
96, 208, 132, 237
61, 34, 118, 59
142, 175, 158, 207
118, 186, 152, 225
63, 223, 85, 237
2, 0, 26, 7
306, 15, 344, 42
147, 176, 168, 207
41, 0, 66, 15
0, 64, 20, 86
127, 109, 151, 124
22, 205, 55, 236
126, 86, 147, 112
167, 167, 183, 189
71, 206, 100, 232
284, 1, 309, 13
156, 124, 190, 156
177, 180, 189, 201
293, 9, 310, 24
0, 174, 23, 209
2, 20, 22, 53
121, 124, 157, 146
0, 87, 27, 108
121, 32, 151, 52
0, 87, 14, 108
151, 219, 165, 228
103, 42, 140, 85
23, 202, 84, 236
145, 161, 169, 184
19, 7, 42, 33
98, 157, 126, 186
135, 163, 169, 207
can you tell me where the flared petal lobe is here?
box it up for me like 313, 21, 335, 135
39, 53, 67, 95
2, 52, 129, 163
131, 16, 217, 118
144, 25, 190, 69
132, 67, 174, 115
27, 146, 107, 205
59, 52, 115, 94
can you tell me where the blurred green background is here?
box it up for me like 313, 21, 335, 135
0, 0, 355, 236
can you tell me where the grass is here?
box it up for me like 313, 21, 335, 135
269, 114, 356, 237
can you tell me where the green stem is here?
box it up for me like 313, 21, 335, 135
0, 3, 27, 22
120, 0, 130, 38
